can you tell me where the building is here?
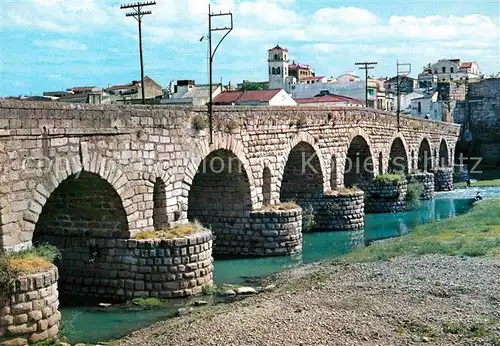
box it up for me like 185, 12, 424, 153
288, 62, 315, 82
57, 93, 91, 104
213, 89, 297, 106
267, 45, 290, 90
294, 91, 363, 106
297, 75, 328, 85
67, 86, 101, 94
417, 59, 482, 89
161, 80, 222, 106
384, 76, 416, 94
336, 72, 360, 83
42, 91, 72, 98
104, 76, 163, 104
410, 91, 441, 120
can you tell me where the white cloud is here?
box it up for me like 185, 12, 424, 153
238, 0, 298, 25
33, 39, 88, 51
313, 7, 378, 25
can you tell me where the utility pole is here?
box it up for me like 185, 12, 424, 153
355, 61, 377, 107
396, 60, 411, 132
200, 4, 233, 144
120, 1, 156, 105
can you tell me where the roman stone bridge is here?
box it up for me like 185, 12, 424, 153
0, 100, 460, 255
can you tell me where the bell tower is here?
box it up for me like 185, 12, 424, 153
268, 44, 289, 89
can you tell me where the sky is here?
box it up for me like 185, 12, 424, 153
1, 0, 500, 96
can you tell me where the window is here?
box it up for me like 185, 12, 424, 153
272, 67, 276, 74
274, 54, 278, 60
418, 102, 421, 113
434, 69, 438, 74
442, 66, 446, 73
276, 67, 281, 74
450, 67, 454, 73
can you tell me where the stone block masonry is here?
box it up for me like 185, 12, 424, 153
433, 168, 453, 192
407, 173, 435, 200
36, 230, 213, 301
362, 181, 408, 213
313, 191, 365, 231
0, 100, 460, 257
1, 266, 60, 345
247, 207, 302, 256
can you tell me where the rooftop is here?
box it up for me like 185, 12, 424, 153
268, 44, 288, 52
294, 93, 363, 105
214, 89, 283, 103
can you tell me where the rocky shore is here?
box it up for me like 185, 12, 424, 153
117, 255, 500, 346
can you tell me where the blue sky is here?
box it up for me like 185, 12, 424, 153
1, 0, 499, 96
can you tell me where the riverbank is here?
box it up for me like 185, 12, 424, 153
116, 199, 500, 346
117, 255, 499, 346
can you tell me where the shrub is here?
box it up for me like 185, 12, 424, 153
192, 114, 208, 131
325, 187, 360, 196
225, 119, 239, 132
295, 114, 307, 127
406, 182, 424, 203
373, 173, 405, 184
302, 204, 316, 232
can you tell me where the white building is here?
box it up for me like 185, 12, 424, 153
161, 80, 222, 106
268, 45, 290, 90
213, 89, 297, 106
410, 91, 442, 121
336, 72, 360, 83
417, 59, 482, 88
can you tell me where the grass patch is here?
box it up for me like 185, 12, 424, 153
325, 187, 360, 196
131, 297, 165, 309
257, 202, 299, 212
337, 198, 500, 263
134, 221, 203, 240
373, 173, 405, 184
3, 244, 60, 273
456, 178, 500, 187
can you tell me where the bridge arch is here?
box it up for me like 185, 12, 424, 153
438, 138, 450, 167
343, 129, 374, 187
279, 140, 325, 203
388, 134, 409, 174
277, 132, 327, 194
417, 137, 433, 172
24, 153, 136, 238
187, 148, 253, 254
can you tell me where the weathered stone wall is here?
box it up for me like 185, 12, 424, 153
247, 207, 302, 256
314, 191, 365, 231
35, 231, 213, 301
456, 79, 500, 169
0, 100, 460, 252
1, 266, 60, 345
362, 180, 408, 213
433, 168, 453, 192
407, 173, 435, 200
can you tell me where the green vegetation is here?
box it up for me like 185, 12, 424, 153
373, 173, 405, 184
134, 221, 203, 240
406, 182, 424, 209
257, 202, 299, 212
302, 204, 316, 232
337, 198, 500, 263
456, 178, 500, 187
131, 297, 165, 309
192, 114, 208, 131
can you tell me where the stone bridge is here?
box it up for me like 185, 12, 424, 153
0, 100, 460, 256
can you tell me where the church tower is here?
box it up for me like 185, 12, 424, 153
268, 44, 289, 89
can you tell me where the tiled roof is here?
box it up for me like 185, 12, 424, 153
58, 93, 89, 100
294, 94, 363, 104
106, 83, 137, 90
268, 44, 288, 52
70, 86, 97, 91
460, 62, 473, 69
289, 63, 311, 69
214, 89, 282, 103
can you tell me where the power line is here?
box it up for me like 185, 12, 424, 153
200, 4, 233, 144
396, 60, 411, 132
355, 61, 377, 108
120, 1, 156, 105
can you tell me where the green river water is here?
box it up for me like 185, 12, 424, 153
60, 187, 500, 343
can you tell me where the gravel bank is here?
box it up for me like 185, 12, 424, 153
118, 255, 500, 346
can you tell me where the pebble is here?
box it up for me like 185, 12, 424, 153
235, 287, 257, 295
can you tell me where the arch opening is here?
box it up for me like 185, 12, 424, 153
344, 135, 373, 187
187, 149, 252, 254
33, 171, 129, 302
438, 139, 450, 167
280, 142, 323, 202
388, 138, 409, 174
262, 167, 271, 205
417, 139, 433, 172
153, 178, 168, 230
